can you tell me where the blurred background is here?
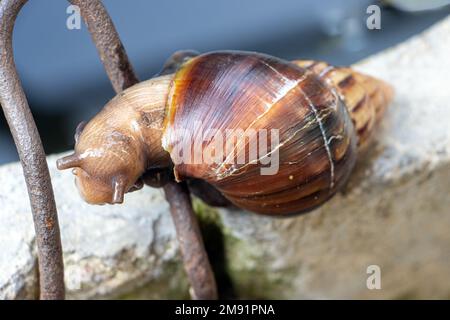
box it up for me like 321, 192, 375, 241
0, 0, 449, 164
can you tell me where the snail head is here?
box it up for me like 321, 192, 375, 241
56, 76, 172, 205
56, 105, 146, 205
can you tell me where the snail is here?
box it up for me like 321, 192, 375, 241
57, 51, 393, 215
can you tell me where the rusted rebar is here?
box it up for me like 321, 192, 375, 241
68, 0, 138, 93
73, 0, 218, 299
164, 182, 218, 299
0, 0, 64, 300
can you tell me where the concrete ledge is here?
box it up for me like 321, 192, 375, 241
0, 155, 189, 299
1, 16, 449, 299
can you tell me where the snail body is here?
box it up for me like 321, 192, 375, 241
57, 51, 393, 215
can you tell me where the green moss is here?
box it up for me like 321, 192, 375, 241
192, 198, 236, 299
118, 261, 190, 300
222, 231, 296, 299
192, 198, 223, 227
193, 198, 297, 299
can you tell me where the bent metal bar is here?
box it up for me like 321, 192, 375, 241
0, 0, 217, 300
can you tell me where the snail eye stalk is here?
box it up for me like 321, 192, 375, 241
56, 153, 82, 170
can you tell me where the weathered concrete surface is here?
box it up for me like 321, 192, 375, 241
0, 154, 189, 299
1, 16, 450, 299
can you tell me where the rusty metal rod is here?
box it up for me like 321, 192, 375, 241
69, 0, 138, 93
0, 0, 64, 300
73, 0, 218, 299
164, 182, 218, 299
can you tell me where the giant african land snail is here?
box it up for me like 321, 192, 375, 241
57, 51, 393, 215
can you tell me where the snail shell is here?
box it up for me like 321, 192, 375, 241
57, 51, 393, 215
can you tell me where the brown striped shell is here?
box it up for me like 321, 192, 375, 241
293, 59, 394, 149
162, 52, 369, 214
57, 51, 393, 215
